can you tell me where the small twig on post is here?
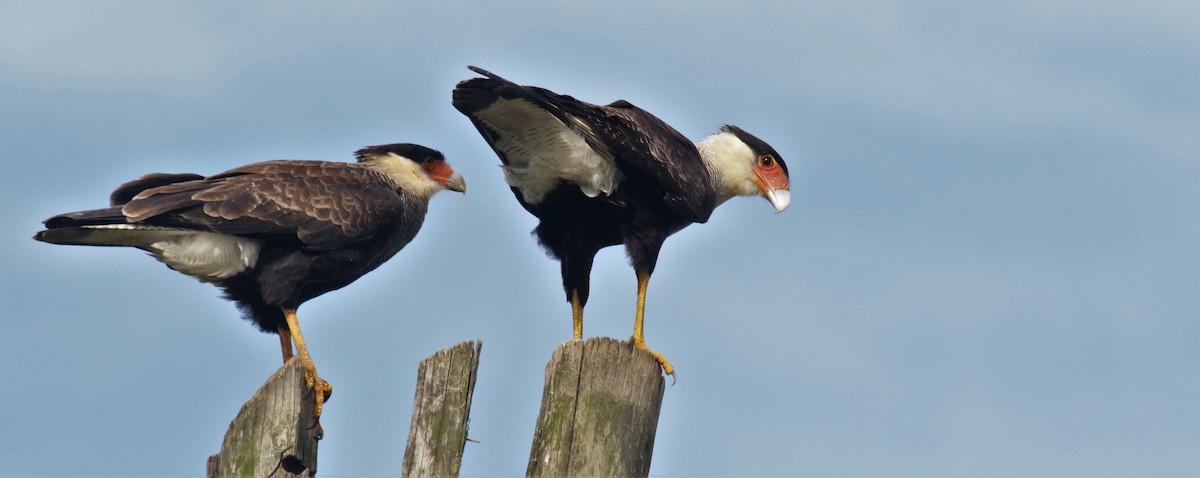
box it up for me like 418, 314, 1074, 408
527, 337, 666, 477
207, 357, 319, 478
403, 340, 483, 477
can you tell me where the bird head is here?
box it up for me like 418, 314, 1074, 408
355, 143, 466, 195
418, 155, 467, 194
698, 125, 790, 212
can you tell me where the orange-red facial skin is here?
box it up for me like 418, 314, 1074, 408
753, 156, 790, 193
423, 160, 457, 186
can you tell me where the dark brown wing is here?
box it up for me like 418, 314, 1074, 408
121, 160, 408, 250
592, 99, 717, 223
453, 66, 717, 223
110, 173, 206, 206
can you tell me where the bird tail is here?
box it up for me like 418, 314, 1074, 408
454, 66, 586, 137
34, 207, 185, 248
451, 67, 506, 116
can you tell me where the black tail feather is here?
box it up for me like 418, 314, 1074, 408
41, 207, 128, 229
454, 66, 582, 131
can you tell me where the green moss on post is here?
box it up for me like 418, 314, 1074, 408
527, 337, 666, 477
402, 340, 483, 477
207, 357, 319, 478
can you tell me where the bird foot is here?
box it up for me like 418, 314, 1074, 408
631, 337, 677, 385
302, 372, 333, 418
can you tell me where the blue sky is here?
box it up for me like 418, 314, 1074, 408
2, 1, 1197, 476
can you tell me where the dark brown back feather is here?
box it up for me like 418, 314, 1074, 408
120, 160, 409, 251
109, 173, 205, 206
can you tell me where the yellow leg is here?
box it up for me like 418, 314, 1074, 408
571, 290, 584, 340
278, 327, 294, 362
283, 308, 332, 418
632, 270, 675, 380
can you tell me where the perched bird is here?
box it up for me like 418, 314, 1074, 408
452, 66, 789, 378
34, 143, 465, 421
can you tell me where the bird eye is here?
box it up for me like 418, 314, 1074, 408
759, 155, 774, 167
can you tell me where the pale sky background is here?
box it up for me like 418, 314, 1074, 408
2, 1, 1197, 476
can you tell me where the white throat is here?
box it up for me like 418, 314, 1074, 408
696, 131, 760, 204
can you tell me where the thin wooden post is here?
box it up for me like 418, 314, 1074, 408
207, 357, 320, 478
526, 337, 666, 477
403, 340, 483, 477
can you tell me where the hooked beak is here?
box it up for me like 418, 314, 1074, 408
763, 188, 790, 212
754, 168, 790, 213
445, 171, 467, 193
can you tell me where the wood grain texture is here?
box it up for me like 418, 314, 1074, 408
207, 357, 319, 478
403, 340, 483, 477
527, 337, 666, 477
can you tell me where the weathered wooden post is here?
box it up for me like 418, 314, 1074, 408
526, 337, 666, 477
207, 357, 320, 477
403, 340, 483, 477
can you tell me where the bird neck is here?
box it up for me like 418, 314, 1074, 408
696, 131, 759, 205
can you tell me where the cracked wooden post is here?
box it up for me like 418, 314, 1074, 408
403, 340, 483, 477
526, 337, 666, 477
207, 356, 319, 477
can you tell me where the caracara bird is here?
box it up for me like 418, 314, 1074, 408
34, 143, 465, 422
452, 66, 790, 378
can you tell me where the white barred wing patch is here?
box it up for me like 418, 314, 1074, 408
71, 224, 262, 282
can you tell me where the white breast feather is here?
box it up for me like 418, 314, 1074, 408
475, 98, 623, 204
